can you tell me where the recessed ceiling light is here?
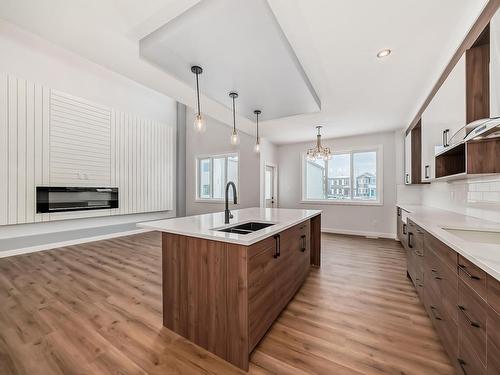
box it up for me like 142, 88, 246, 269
377, 49, 392, 58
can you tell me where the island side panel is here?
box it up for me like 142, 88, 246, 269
162, 233, 229, 360
310, 214, 321, 267
162, 233, 249, 370
226, 243, 249, 371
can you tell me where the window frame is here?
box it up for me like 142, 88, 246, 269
195, 152, 240, 203
300, 145, 383, 206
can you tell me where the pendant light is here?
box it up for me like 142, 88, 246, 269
191, 65, 206, 132
253, 110, 261, 153
306, 126, 332, 160
229, 92, 240, 145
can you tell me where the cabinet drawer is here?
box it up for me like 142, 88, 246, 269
279, 222, 308, 259
407, 220, 424, 253
424, 247, 458, 323
457, 332, 486, 375
424, 232, 457, 271
487, 306, 500, 375
425, 282, 458, 360
458, 280, 487, 366
487, 275, 500, 315
248, 242, 279, 351
248, 236, 276, 259
458, 255, 487, 300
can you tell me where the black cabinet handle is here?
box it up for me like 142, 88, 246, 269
431, 269, 442, 280
277, 234, 280, 257
425, 165, 430, 179
402, 223, 407, 235
273, 234, 280, 258
408, 232, 413, 248
457, 358, 468, 375
458, 305, 480, 328
405, 174, 409, 184
300, 235, 306, 252
443, 129, 450, 147
430, 305, 442, 320
458, 264, 481, 280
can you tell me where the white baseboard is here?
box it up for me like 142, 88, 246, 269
0, 228, 152, 258
321, 227, 397, 240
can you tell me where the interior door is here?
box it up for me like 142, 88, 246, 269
265, 165, 276, 208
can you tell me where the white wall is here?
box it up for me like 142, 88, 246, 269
0, 21, 177, 253
259, 138, 279, 207
185, 108, 260, 216
278, 130, 398, 238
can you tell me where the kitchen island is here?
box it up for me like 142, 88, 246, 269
138, 207, 321, 371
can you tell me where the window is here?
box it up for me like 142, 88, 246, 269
302, 147, 381, 204
197, 153, 239, 200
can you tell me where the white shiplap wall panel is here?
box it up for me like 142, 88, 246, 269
114, 112, 174, 215
8, 76, 18, 224
1, 75, 173, 225
1, 75, 49, 225
17, 79, 27, 224
0, 74, 8, 226
26, 81, 35, 222
49, 90, 112, 187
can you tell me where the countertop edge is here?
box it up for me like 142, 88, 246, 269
397, 204, 500, 282
138, 210, 321, 246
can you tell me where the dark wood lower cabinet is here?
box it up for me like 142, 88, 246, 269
487, 307, 500, 375
162, 216, 320, 371
397, 208, 500, 375
458, 280, 487, 373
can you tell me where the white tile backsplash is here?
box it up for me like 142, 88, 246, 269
421, 176, 500, 223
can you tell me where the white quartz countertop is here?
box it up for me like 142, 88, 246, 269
138, 207, 321, 246
398, 204, 500, 281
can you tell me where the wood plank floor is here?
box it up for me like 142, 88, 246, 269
0, 232, 455, 374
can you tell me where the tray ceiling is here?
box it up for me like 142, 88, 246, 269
139, 0, 320, 121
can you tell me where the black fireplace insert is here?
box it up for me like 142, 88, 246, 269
36, 187, 119, 213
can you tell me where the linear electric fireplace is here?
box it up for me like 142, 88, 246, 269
36, 187, 119, 213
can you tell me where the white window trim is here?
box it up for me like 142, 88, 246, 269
195, 152, 240, 203
300, 144, 383, 206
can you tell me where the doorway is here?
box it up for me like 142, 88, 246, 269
264, 165, 277, 208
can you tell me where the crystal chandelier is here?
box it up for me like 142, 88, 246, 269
306, 126, 332, 160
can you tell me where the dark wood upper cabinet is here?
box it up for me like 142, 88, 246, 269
405, 3, 500, 182
404, 120, 426, 184
466, 24, 490, 124
411, 121, 423, 184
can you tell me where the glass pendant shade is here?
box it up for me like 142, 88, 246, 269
193, 113, 206, 132
306, 126, 332, 160
230, 130, 240, 145
254, 140, 260, 153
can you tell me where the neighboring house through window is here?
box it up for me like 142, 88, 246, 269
302, 146, 382, 204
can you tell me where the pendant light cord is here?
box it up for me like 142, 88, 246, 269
195, 72, 201, 116
256, 112, 259, 138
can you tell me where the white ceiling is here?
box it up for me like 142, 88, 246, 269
0, 0, 490, 144
140, 0, 320, 121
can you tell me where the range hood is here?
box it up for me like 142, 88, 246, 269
448, 117, 500, 146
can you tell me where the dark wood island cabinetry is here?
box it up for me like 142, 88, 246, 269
141, 209, 322, 371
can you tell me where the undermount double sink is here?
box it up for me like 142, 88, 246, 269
442, 227, 500, 245
216, 222, 275, 235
